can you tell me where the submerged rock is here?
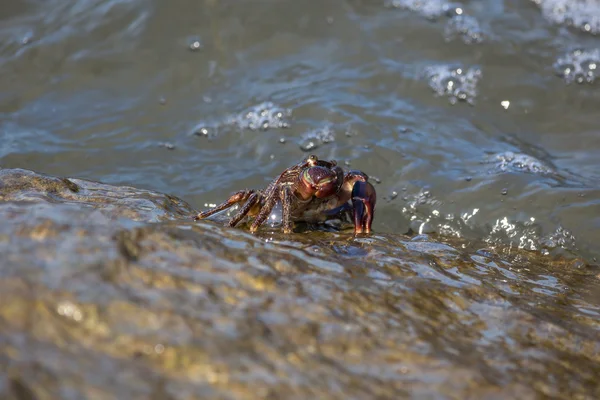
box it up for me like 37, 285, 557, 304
0, 168, 599, 399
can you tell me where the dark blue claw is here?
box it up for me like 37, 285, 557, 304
351, 180, 376, 234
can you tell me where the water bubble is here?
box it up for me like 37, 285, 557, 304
159, 142, 175, 150
444, 15, 484, 44
554, 49, 600, 84
391, 191, 399, 200
486, 152, 555, 175
501, 188, 508, 195
21, 34, 33, 45
299, 125, 335, 152
300, 140, 317, 152
194, 127, 210, 137
532, 0, 600, 35
410, 219, 425, 232
486, 216, 542, 252
234, 102, 292, 130
385, 0, 463, 19
279, 137, 286, 144
424, 65, 482, 105
191, 102, 292, 140
539, 226, 577, 251
188, 37, 202, 51
57, 301, 83, 322
420, 221, 437, 234
267, 202, 283, 227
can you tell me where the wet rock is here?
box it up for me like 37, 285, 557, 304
0, 168, 599, 399
0, 168, 195, 222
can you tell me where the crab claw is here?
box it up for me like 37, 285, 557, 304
351, 180, 376, 234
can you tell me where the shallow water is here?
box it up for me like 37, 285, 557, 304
1, 0, 600, 398
2, 0, 600, 261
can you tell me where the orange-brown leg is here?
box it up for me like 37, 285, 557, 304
280, 186, 294, 234
228, 192, 262, 227
194, 190, 255, 220
249, 193, 279, 233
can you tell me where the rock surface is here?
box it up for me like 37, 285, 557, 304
0, 168, 599, 399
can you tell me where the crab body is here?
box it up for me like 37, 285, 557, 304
194, 155, 376, 234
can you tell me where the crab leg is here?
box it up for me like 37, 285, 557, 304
351, 180, 376, 234
228, 192, 262, 227
249, 193, 279, 233
280, 186, 294, 234
193, 190, 256, 220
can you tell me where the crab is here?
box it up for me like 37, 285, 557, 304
193, 155, 376, 234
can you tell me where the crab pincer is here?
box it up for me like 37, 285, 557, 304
351, 179, 376, 234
